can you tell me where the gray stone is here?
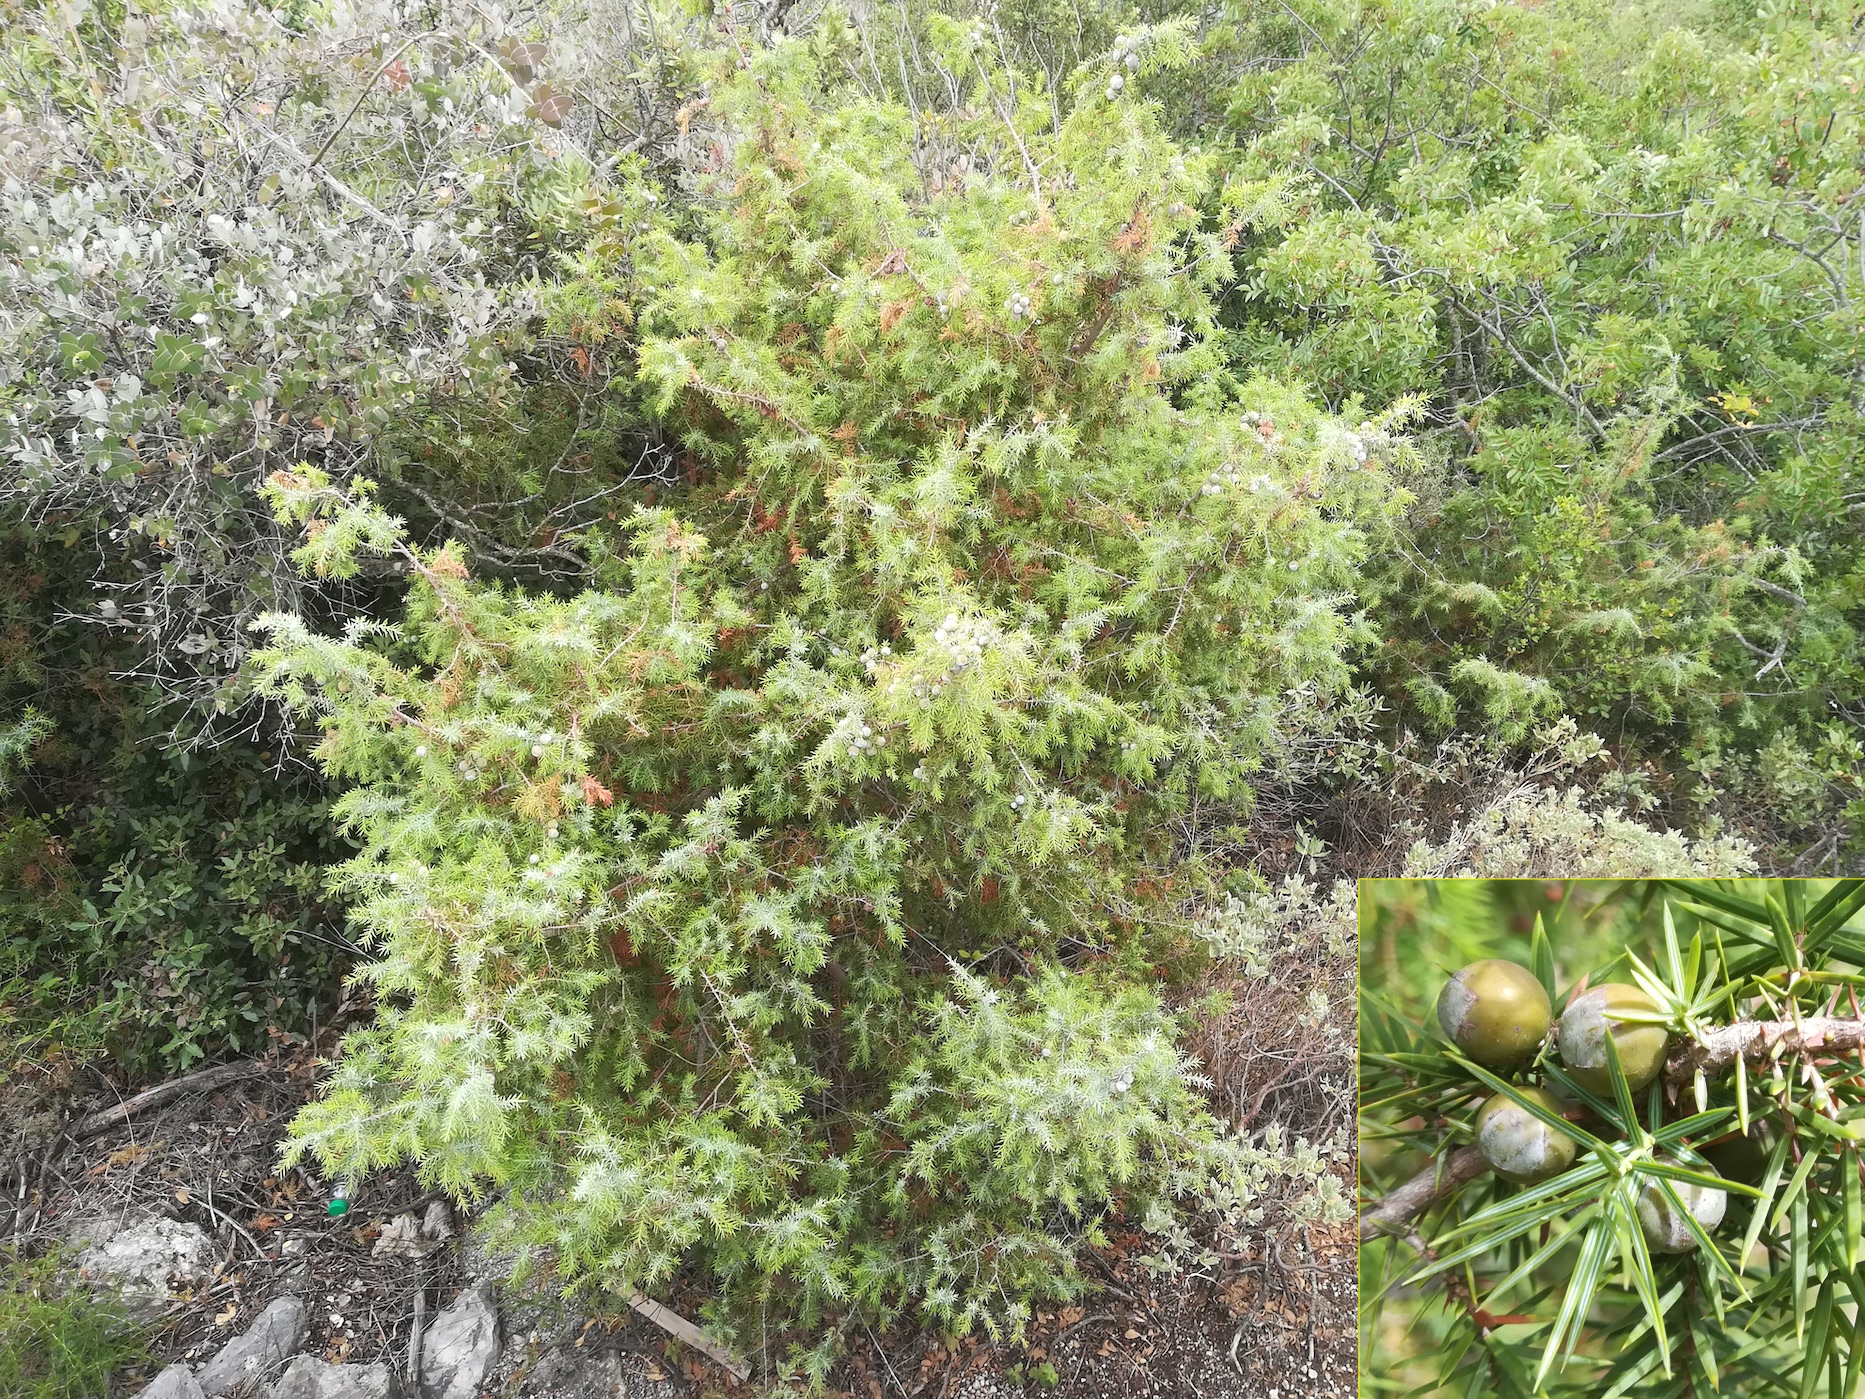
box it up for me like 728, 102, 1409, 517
484, 1298, 689, 1399
73, 1215, 216, 1313
510, 1345, 629, 1399
420, 1200, 453, 1243
422, 1280, 500, 1399
198, 1296, 310, 1397
140, 1364, 208, 1399
269, 1356, 399, 1399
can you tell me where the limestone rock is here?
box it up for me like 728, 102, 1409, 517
73, 1215, 216, 1315
421, 1281, 500, 1399
269, 1356, 399, 1399
198, 1296, 310, 1397
509, 1344, 631, 1399
140, 1364, 208, 1399
420, 1200, 453, 1243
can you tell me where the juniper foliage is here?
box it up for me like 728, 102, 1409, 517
251, 27, 1366, 1355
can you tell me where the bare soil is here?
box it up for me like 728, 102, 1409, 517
7, 1036, 1352, 1399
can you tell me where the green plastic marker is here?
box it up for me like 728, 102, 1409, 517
327, 1182, 352, 1218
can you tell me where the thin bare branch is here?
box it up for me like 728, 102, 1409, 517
1360, 1145, 1490, 1241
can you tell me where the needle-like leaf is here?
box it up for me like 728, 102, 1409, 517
1603, 1032, 1645, 1145
1689, 1315, 1720, 1394
1841, 1271, 1865, 1399
1771, 1147, 1823, 1234
1665, 881, 1771, 926
1484, 1211, 1593, 1304
1600, 1336, 1666, 1399
1736, 1044, 1751, 1135
1644, 1172, 1749, 1292
1536, 1218, 1612, 1389
1805, 880, 1865, 949
1738, 1132, 1792, 1273
1674, 899, 1774, 950
1531, 912, 1557, 1003
1844, 1147, 1862, 1271
1790, 1194, 1809, 1339
1640, 1157, 1763, 1198
1662, 904, 1686, 997
1782, 879, 1806, 934
1796, 1277, 1833, 1399
1437, 1162, 1613, 1243
1765, 893, 1802, 972
1611, 1187, 1670, 1372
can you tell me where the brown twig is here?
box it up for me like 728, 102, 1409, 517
67, 1061, 264, 1140
410, 1287, 426, 1393
627, 1291, 752, 1382
1665, 1017, 1865, 1082
1051, 1312, 1118, 1350
193, 1197, 270, 1261
1358, 1145, 1490, 1241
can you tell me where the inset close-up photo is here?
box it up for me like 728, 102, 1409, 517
1361, 878, 1865, 1397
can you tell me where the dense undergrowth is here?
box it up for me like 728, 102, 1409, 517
0, 1248, 144, 1399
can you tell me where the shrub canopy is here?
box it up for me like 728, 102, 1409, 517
253, 28, 1363, 1347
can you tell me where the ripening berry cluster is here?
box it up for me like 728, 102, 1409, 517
930, 612, 990, 672
1108, 34, 1140, 100
1200, 466, 1273, 498
879, 613, 997, 708
1241, 409, 1282, 446
1435, 958, 1729, 1255
419, 725, 566, 783
834, 714, 886, 758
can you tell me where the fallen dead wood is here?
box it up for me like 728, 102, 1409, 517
68, 1061, 264, 1140
628, 1291, 753, 1382
410, 1287, 426, 1394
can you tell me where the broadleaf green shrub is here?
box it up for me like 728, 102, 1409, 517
0, 529, 349, 1073
253, 29, 1372, 1350
1147, 0, 1864, 859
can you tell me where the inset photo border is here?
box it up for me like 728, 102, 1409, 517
1359, 878, 1865, 1398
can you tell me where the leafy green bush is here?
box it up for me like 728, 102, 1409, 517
0, 733, 349, 1074
0, 515, 351, 1072
4, 0, 1855, 1097
0, 0, 693, 1071
251, 25, 1366, 1361
1181, 0, 1865, 859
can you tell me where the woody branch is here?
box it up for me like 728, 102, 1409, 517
1360, 1016, 1865, 1241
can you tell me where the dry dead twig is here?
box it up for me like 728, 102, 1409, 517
68, 1061, 266, 1141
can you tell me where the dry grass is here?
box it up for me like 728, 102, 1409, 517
1180, 879, 1356, 1147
